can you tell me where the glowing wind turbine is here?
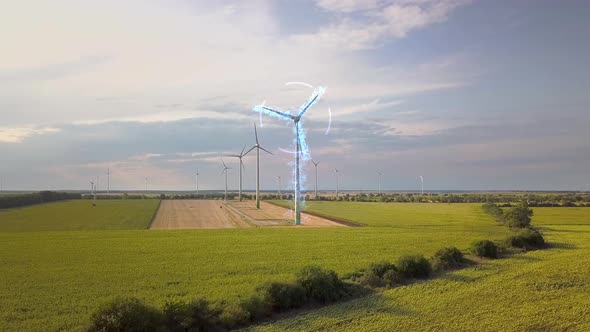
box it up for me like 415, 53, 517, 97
254, 86, 326, 225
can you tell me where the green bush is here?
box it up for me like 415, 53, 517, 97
258, 282, 307, 312
239, 294, 271, 322
87, 297, 163, 332
471, 240, 499, 258
397, 255, 432, 279
382, 269, 403, 287
367, 261, 397, 278
296, 265, 348, 304
506, 228, 545, 250
482, 202, 504, 223
432, 247, 465, 271
505, 202, 534, 228
162, 298, 223, 332
219, 303, 249, 330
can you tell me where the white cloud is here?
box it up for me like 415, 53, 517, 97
297, 0, 471, 50
0, 127, 60, 143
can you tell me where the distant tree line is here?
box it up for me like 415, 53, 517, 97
0, 191, 82, 209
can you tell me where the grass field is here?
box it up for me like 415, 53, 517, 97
1, 202, 588, 331
0, 200, 160, 231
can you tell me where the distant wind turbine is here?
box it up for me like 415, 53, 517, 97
277, 176, 282, 197
106, 168, 110, 194
244, 124, 273, 209
377, 170, 383, 195
221, 160, 231, 201
145, 177, 148, 192
418, 175, 424, 195
89, 179, 96, 206
312, 160, 320, 199
195, 169, 200, 195
333, 168, 340, 198
225, 145, 252, 201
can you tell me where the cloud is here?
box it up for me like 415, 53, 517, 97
296, 0, 471, 50
0, 127, 61, 143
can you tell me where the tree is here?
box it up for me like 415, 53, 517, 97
505, 202, 533, 228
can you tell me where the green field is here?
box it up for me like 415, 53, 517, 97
0, 200, 160, 231
0, 201, 589, 331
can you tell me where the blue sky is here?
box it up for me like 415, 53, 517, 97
0, 0, 589, 191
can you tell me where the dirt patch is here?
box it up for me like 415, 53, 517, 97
150, 200, 250, 229
228, 201, 346, 227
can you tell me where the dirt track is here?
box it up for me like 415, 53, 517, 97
150, 200, 250, 229
228, 201, 346, 227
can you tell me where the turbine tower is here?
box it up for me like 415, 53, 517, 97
245, 124, 272, 209
145, 177, 148, 192
377, 170, 383, 195
277, 176, 282, 197
333, 168, 340, 198
221, 160, 231, 201
195, 169, 200, 196
225, 145, 251, 201
254, 86, 326, 225
418, 175, 424, 195
312, 160, 320, 199
106, 168, 110, 194
89, 179, 96, 206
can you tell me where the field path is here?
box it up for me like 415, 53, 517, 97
150, 200, 250, 229
228, 201, 346, 227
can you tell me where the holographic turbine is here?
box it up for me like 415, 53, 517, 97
254, 86, 326, 225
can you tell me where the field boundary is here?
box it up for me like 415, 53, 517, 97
265, 201, 364, 227
146, 199, 162, 229
222, 201, 258, 227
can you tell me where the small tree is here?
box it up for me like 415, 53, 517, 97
505, 202, 534, 228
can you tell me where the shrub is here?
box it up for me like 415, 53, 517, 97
239, 294, 271, 322
87, 297, 163, 332
162, 298, 223, 332
506, 228, 545, 250
432, 247, 465, 271
219, 303, 249, 329
471, 240, 499, 258
396, 255, 432, 279
382, 269, 403, 287
367, 261, 397, 279
505, 202, 534, 228
482, 202, 504, 222
257, 282, 307, 312
296, 265, 347, 304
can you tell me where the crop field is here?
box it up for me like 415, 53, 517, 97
0, 200, 160, 232
151, 200, 249, 229
249, 207, 590, 332
1, 202, 588, 331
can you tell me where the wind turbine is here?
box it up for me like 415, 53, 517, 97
333, 168, 340, 198
195, 169, 200, 196
106, 168, 110, 194
145, 177, 148, 192
221, 160, 231, 201
89, 179, 96, 206
225, 145, 251, 201
244, 124, 273, 209
420, 175, 424, 195
312, 160, 320, 199
254, 86, 326, 225
377, 170, 383, 195
277, 176, 282, 197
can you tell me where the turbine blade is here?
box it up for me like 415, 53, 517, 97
225, 154, 241, 158
244, 146, 256, 156
261, 106, 295, 119
254, 123, 259, 145
298, 86, 325, 117
240, 144, 246, 156
259, 146, 274, 155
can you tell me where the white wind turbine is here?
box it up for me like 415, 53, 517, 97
254, 86, 326, 225
195, 169, 200, 196
106, 168, 110, 194
221, 160, 231, 201
277, 176, 282, 197
226, 145, 252, 201
244, 124, 273, 209
418, 175, 424, 195
89, 179, 96, 206
312, 160, 320, 199
333, 168, 340, 198
377, 170, 383, 195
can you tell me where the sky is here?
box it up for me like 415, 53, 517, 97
1, 0, 589, 192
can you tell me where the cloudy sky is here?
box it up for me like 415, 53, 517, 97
1, 0, 589, 191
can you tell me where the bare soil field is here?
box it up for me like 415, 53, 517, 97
228, 201, 346, 227
150, 200, 250, 229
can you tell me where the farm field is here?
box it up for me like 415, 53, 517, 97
0, 200, 159, 232
250, 207, 590, 332
0, 202, 509, 331
151, 200, 249, 229
229, 201, 345, 227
